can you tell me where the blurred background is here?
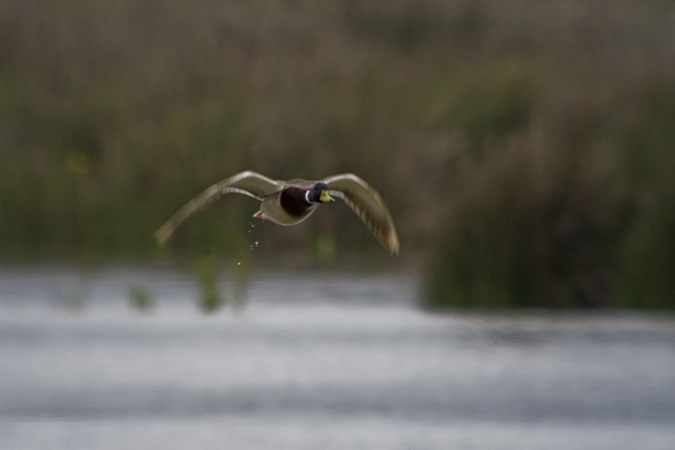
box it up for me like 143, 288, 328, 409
2, 0, 675, 309
2, 2, 675, 449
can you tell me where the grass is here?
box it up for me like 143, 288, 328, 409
1, 0, 675, 308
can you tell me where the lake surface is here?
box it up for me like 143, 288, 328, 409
1, 264, 674, 450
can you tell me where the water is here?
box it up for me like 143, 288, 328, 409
1, 264, 674, 450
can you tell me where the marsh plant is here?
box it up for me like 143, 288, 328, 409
2, 0, 674, 308
128, 285, 156, 312
195, 254, 224, 314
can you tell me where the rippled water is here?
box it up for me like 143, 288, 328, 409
1, 264, 674, 450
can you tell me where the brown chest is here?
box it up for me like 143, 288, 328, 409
280, 187, 312, 217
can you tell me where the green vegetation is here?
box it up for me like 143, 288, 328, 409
1, 0, 674, 308
128, 285, 156, 312
195, 254, 224, 313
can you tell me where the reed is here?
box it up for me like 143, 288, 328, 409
1, 0, 674, 307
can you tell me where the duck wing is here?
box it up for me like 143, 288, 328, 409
283, 179, 316, 190
155, 171, 284, 245
322, 174, 400, 256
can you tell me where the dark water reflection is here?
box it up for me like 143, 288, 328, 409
1, 264, 674, 450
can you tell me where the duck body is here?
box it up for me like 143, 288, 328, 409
256, 185, 323, 225
156, 171, 399, 255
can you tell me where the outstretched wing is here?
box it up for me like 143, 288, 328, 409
322, 174, 400, 256
155, 171, 283, 246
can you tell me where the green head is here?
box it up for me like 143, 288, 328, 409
308, 182, 334, 203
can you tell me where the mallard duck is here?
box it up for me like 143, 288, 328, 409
155, 171, 400, 255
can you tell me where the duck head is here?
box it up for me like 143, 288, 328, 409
307, 182, 335, 204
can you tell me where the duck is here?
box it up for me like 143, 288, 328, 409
155, 171, 400, 255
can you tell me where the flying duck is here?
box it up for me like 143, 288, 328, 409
155, 171, 400, 255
